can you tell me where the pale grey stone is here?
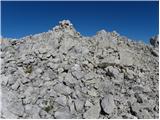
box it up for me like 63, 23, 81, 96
150, 35, 159, 48
35, 68, 43, 74
101, 94, 115, 114
1, 20, 158, 119
55, 95, 67, 106
1, 75, 9, 86
41, 73, 50, 81
55, 110, 72, 119
7, 75, 15, 85
39, 109, 53, 118
68, 96, 76, 114
71, 64, 81, 71
65, 73, 77, 84
11, 80, 20, 90
87, 88, 98, 97
49, 89, 57, 97
38, 48, 48, 54
72, 71, 84, 80
58, 67, 64, 73
85, 100, 93, 107
125, 68, 135, 80
54, 83, 72, 95
131, 102, 141, 114
84, 72, 95, 80
8, 101, 24, 116
21, 77, 30, 84
74, 99, 85, 112
83, 102, 101, 119
25, 104, 41, 118
137, 109, 152, 119
105, 66, 119, 78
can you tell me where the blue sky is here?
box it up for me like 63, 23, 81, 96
1, 1, 159, 43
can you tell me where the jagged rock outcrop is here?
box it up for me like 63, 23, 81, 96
0, 20, 159, 119
150, 35, 159, 48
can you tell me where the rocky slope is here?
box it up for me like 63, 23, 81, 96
0, 20, 159, 119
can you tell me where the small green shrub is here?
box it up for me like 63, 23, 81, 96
24, 65, 32, 74
44, 105, 53, 113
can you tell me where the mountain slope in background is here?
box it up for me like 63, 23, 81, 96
0, 20, 159, 119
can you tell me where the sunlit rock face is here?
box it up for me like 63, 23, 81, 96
150, 35, 159, 48
0, 20, 159, 119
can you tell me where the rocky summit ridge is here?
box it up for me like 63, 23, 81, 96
0, 20, 159, 119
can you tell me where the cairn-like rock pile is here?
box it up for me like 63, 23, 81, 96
0, 20, 159, 119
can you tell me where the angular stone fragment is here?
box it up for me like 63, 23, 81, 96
85, 100, 93, 107
35, 68, 43, 74
65, 73, 77, 84
55, 95, 67, 106
150, 49, 159, 57
21, 77, 30, 84
71, 64, 81, 71
25, 104, 41, 118
83, 102, 101, 119
54, 83, 72, 95
1, 75, 9, 86
101, 94, 115, 114
125, 69, 135, 80
84, 72, 95, 80
41, 73, 50, 81
49, 89, 57, 97
134, 93, 143, 103
54, 108, 72, 119
8, 101, 25, 116
58, 67, 64, 73
105, 66, 119, 78
119, 49, 134, 65
72, 71, 84, 80
6, 75, 15, 85
150, 35, 159, 48
1, 20, 159, 119
59, 38, 75, 53
87, 88, 98, 97
11, 80, 20, 90
74, 99, 85, 112
137, 109, 152, 119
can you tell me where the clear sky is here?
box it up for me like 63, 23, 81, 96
1, 1, 159, 43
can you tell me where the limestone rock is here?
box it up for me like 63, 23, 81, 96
54, 83, 73, 95
83, 102, 101, 119
1, 20, 158, 119
74, 99, 85, 112
150, 35, 159, 48
101, 94, 115, 114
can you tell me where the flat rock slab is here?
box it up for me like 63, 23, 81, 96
101, 94, 115, 115
83, 102, 101, 119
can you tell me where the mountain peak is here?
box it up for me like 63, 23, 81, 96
52, 20, 73, 31
51, 20, 81, 37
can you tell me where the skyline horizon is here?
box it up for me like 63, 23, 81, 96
1, 1, 159, 43
1, 19, 158, 43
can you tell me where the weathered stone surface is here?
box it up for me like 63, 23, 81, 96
1, 20, 158, 119
105, 66, 119, 78
150, 35, 159, 48
83, 102, 101, 119
74, 99, 85, 112
55, 95, 67, 106
11, 80, 20, 90
54, 108, 72, 119
85, 101, 92, 108
87, 88, 98, 97
101, 94, 115, 114
64, 73, 77, 84
54, 83, 73, 95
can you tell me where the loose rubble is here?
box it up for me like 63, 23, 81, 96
0, 20, 159, 119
